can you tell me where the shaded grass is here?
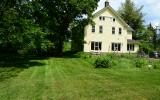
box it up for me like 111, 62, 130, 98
0, 55, 159, 100
0, 55, 46, 81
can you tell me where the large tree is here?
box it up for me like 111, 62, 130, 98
118, 0, 144, 40
34, 0, 100, 55
0, 0, 53, 55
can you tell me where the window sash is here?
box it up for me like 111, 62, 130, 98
127, 44, 135, 51
99, 26, 103, 33
99, 16, 102, 20
91, 42, 102, 51
112, 43, 121, 51
119, 28, 122, 34
92, 25, 95, 33
112, 27, 115, 34
113, 18, 116, 22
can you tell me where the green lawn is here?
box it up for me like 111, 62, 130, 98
0, 55, 160, 100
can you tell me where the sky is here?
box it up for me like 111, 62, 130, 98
97, 0, 160, 27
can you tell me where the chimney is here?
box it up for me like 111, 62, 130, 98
105, 1, 109, 7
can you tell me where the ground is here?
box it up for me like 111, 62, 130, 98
0, 54, 160, 100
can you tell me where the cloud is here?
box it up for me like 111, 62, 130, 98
97, 0, 160, 26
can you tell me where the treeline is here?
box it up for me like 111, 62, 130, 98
0, 0, 160, 56
0, 0, 100, 56
118, 0, 160, 54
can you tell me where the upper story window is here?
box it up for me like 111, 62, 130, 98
119, 28, 122, 35
91, 41, 102, 51
113, 18, 116, 22
112, 27, 115, 34
99, 16, 105, 21
99, 25, 103, 33
92, 25, 95, 33
99, 16, 102, 20
103, 16, 105, 21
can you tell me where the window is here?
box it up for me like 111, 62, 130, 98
99, 16, 102, 20
119, 28, 122, 34
91, 42, 102, 51
99, 25, 103, 33
113, 18, 116, 22
103, 16, 105, 21
127, 44, 135, 51
112, 27, 115, 34
100, 16, 105, 21
92, 25, 95, 33
112, 43, 121, 51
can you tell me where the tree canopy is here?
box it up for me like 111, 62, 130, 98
118, 0, 144, 40
0, 0, 100, 56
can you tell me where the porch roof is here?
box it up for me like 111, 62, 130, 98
127, 39, 139, 44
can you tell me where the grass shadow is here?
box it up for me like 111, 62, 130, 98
0, 54, 48, 81
56, 51, 80, 58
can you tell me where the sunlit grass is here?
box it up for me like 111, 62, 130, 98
0, 55, 160, 100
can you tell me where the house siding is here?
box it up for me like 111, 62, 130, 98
84, 7, 139, 53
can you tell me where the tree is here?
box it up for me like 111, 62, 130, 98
0, 0, 53, 55
148, 23, 157, 49
118, 0, 144, 40
138, 23, 157, 54
34, 0, 100, 56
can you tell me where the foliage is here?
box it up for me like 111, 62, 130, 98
138, 23, 157, 54
32, 0, 100, 55
0, 7, 53, 55
0, 0, 100, 56
152, 61, 160, 69
118, 0, 144, 40
94, 57, 112, 68
135, 58, 148, 68
71, 20, 88, 52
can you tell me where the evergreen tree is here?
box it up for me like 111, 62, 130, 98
118, 0, 144, 40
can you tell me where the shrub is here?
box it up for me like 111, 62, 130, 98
153, 62, 160, 69
135, 59, 148, 68
94, 57, 112, 68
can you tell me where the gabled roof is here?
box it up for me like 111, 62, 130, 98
93, 5, 134, 32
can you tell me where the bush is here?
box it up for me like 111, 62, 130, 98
153, 62, 160, 69
94, 57, 112, 68
135, 59, 148, 68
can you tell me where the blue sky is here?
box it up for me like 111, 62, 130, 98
97, 0, 160, 27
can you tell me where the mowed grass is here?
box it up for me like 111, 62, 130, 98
0, 56, 160, 100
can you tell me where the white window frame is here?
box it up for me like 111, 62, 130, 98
92, 25, 95, 33
119, 27, 122, 35
113, 18, 116, 22
112, 43, 121, 51
127, 44, 135, 51
91, 41, 102, 51
112, 27, 115, 34
99, 25, 103, 33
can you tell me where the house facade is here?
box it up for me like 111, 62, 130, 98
84, 1, 139, 53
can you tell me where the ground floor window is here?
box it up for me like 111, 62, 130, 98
127, 44, 135, 51
91, 41, 102, 51
112, 43, 121, 51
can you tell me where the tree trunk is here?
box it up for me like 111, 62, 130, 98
54, 32, 64, 56
56, 38, 64, 56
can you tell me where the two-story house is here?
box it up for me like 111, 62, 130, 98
84, 1, 139, 53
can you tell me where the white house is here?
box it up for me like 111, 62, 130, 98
83, 1, 139, 53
